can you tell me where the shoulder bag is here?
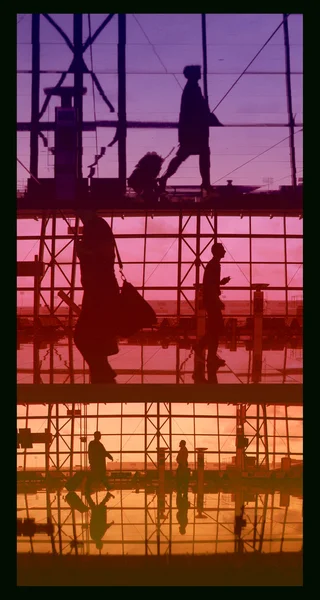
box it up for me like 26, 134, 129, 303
114, 241, 157, 337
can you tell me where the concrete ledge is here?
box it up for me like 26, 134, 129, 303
17, 552, 303, 586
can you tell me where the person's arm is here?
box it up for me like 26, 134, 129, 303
220, 276, 231, 285
104, 447, 114, 461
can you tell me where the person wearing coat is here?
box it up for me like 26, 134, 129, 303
158, 65, 222, 196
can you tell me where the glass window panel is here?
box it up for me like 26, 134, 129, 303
146, 237, 178, 262
285, 217, 303, 235
251, 216, 284, 235
147, 216, 178, 234
112, 216, 146, 235
218, 237, 250, 262
287, 263, 302, 288
286, 238, 303, 262
252, 263, 285, 286
218, 216, 250, 234
144, 263, 177, 287
251, 238, 285, 262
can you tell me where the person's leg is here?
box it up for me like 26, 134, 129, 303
193, 334, 208, 382
85, 472, 93, 495
206, 311, 219, 381
89, 355, 116, 384
159, 148, 189, 191
199, 147, 211, 190
101, 473, 110, 491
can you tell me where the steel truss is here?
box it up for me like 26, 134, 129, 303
17, 395, 302, 481
17, 209, 303, 386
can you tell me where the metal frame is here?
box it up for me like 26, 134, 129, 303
17, 15, 303, 511
17, 486, 302, 556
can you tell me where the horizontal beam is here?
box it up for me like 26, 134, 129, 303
17, 553, 302, 586
17, 207, 303, 219
17, 261, 45, 277
17, 120, 303, 132
17, 383, 302, 406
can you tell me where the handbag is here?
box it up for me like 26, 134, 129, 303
114, 241, 157, 337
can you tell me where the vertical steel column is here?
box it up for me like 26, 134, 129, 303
252, 287, 264, 382
33, 256, 41, 384
30, 13, 41, 383
249, 216, 253, 315
157, 447, 166, 514
194, 213, 205, 380
70, 405, 75, 476
30, 14, 40, 178
73, 13, 83, 179
68, 218, 78, 384
176, 213, 183, 384
142, 215, 148, 299
262, 405, 269, 470
283, 216, 289, 317
196, 447, 207, 516
283, 13, 297, 188
201, 14, 209, 104
177, 213, 183, 320
118, 14, 127, 190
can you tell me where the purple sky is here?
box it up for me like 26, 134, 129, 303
17, 13, 303, 188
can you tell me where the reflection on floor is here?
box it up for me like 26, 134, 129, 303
17, 337, 302, 384
17, 483, 302, 556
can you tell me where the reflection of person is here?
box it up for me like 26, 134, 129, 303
176, 440, 189, 494
176, 492, 189, 535
159, 65, 222, 197
73, 210, 120, 383
86, 431, 114, 494
194, 243, 230, 382
85, 491, 114, 550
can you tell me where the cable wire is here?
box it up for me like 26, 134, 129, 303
132, 14, 183, 92
212, 128, 303, 185
212, 15, 291, 112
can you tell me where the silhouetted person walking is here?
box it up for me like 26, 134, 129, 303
86, 431, 114, 494
176, 440, 189, 494
194, 243, 230, 382
85, 490, 114, 551
74, 210, 120, 383
159, 65, 222, 197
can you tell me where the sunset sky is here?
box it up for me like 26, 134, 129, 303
17, 14, 303, 306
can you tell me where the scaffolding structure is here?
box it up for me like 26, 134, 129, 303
17, 486, 302, 556
17, 15, 303, 523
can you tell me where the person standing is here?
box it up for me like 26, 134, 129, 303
74, 210, 120, 383
176, 439, 189, 494
86, 431, 114, 493
194, 243, 230, 382
158, 65, 222, 197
